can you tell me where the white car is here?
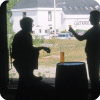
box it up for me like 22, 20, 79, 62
56, 33, 71, 39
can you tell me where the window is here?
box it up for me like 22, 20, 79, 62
33, 31, 35, 34
56, 29, 59, 32
85, 7, 88, 10
95, 5, 99, 9
39, 29, 41, 33
45, 30, 47, 33
66, 34, 68, 37
80, 7, 83, 10
90, 7, 93, 10
69, 6, 72, 10
48, 11, 52, 21
50, 27, 52, 29
62, 34, 65, 37
23, 12, 26, 17
75, 6, 78, 10
63, 6, 67, 10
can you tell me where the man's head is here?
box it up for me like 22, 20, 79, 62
90, 10, 100, 26
20, 17, 33, 32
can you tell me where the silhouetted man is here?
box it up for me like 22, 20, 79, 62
11, 17, 50, 87
69, 10, 100, 100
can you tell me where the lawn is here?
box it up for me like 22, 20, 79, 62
38, 39, 86, 67
9, 39, 87, 79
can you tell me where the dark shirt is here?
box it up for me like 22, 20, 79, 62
12, 30, 33, 61
85, 26, 100, 56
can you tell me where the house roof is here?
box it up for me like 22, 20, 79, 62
12, 0, 100, 14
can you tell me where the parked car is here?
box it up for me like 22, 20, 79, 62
77, 31, 84, 36
56, 33, 71, 39
67, 31, 74, 37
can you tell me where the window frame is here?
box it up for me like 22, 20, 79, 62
23, 12, 26, 18
39, 29, 41, 33
48, 11, 52, 21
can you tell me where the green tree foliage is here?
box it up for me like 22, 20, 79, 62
7, 0, 20, 47
7, 0, 20, 34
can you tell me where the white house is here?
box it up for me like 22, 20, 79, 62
11, 0, 100, 38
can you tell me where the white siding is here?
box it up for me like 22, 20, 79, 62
12, 11, 38, 33
54, 10, 62, 31
11, 8, 93, 37
34, 10, 61, 35
26, 10, 38, 33
12, 12, 22, 33
65, 15, 93, 31
61, 13, 66, 31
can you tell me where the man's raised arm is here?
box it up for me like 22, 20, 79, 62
69, 27, 88, 41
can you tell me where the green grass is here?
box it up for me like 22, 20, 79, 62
9, 39, 87, 78
38, 39, 86, 67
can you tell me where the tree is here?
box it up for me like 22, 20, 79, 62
7, 0, 20, 47
7, 0, 20, 34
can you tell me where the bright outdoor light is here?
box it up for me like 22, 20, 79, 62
54, 0, 66, 38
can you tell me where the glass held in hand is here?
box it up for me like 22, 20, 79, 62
69, 25, 72, 27
60, 47, 64, 63
68, 25, 72, 33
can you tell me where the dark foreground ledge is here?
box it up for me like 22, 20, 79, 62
1, 80, 100, 100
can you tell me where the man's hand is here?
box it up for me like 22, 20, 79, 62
69, 27, 75, 33
44, 47, 51, 53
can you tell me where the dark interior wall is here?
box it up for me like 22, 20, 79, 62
0, 1, 9, 90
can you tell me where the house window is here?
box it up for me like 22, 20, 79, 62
50, 27, 52, 29
90, 7, 93, 10
69, 6, 72, 10
75, 6, 78, 10
85, 7, 88, 10
39, 29, 41, 33
53, 29, 59, 33
80, 7, 83, 10
48, 11, 52, 21
23, 12, 26, 18
63, 6, 67, 10
45, 30, 47, 33
95, 5, 99, 9
33, 31, 35, 34
56, 29, 59, 32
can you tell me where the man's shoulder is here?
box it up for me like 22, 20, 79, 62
14, 30, 23, 38
88, 27, 94, 31
86, 27, 96, 34
15, 30, 22, 35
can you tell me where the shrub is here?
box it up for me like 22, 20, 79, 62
75, 29, 87, 33
61, 29, 67, 33
8, 32, 15, 48
32, 35, 45, 46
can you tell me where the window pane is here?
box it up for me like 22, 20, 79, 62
48, 11, 52, 21
39, 29, 41, 33
23, 12, 26, 17
45, 30, 47, 33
